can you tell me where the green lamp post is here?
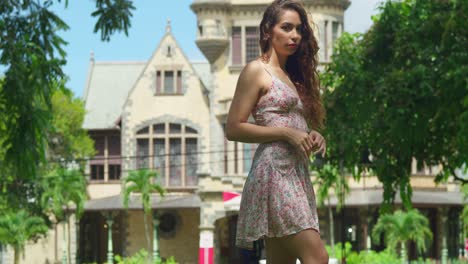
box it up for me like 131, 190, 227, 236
153, 215, 161, 262
106, 214, 114, 264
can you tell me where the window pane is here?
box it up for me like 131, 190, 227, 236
90, 165, 104, 180
332, 21, 339, 44
324, 20, 329, 60
156, 71, 161, 94
137, 127, 149, 135
153, 123, 165, 134
185, 138, 198, 186
137, 139, 149, 169
109, 165, 121, 180
318, 21, 325, 62
245, 27, 259, 63
108, 135, 121, 156
185, 126, 197, 134
93, 136, 105, 156
232, 27, 242, 65
153, 139, 166, 184
169, 138, 182, 186
169, 123, 181, 134
164, 71, 174, 93
176, 70, 182, 93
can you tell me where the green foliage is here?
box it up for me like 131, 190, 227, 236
123, 169, 166, 257
40, 167, 87, 221
123, 169, 166, 214
313, 163, 349, 211
0, 210, 48, 264
325, 242, 353, 262
92, 0, 136, 41
324, 242, 462, 264
346, 249, 399, 264
114, 249, 178, 264
321, 0, 468, 212
372, 209, 433, 255
48, 88, 95, 168
0, 0, 134, 214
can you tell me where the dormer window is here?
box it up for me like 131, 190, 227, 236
155, 69, 183, 95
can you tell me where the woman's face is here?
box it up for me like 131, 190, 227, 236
269, 9, 302, 57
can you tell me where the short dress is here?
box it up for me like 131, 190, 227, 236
235, 67, 320, 249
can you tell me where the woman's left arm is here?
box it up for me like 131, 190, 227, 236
309, 129, 326, 157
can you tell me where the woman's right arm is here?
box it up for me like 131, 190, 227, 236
226, 60, 287, 144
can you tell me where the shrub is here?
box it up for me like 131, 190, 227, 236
114, 249, 178, 264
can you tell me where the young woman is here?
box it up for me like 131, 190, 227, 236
226, 0, 328, 263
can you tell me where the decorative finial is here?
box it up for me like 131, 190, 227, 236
90, 50, 95, 62
166, 18, 171, 33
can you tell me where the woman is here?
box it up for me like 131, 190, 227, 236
226, 0, 328, 263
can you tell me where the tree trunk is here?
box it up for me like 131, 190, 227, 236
400, 242, 407, 264
328, 196, 335, 257
143, 212, 151, 259
67, 215, 71, 264
14, 246, 19, 264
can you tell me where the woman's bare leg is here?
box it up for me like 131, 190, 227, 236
283, 229, 329, 264
265, 236, 297, 264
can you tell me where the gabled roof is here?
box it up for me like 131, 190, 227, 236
83, 61, 145, 129
82, 24, 211, 130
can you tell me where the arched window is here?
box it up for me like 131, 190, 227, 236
136, 122, 198, 188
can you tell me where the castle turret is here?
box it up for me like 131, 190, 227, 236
190, 0, 231, 63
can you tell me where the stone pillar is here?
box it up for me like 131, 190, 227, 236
440, 208, 448, 264
199, 227, 215, 264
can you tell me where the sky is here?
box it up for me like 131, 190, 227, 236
3, 0, 385, 98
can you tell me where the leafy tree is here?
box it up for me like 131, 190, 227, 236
312, 162, 349, 257
47, 87, 95, 168
0, 0, 135, 212
321, 0, 467, 212
0, 210, 48, 264
123, 169, 165, 260
40, 167, 87, 263
372, 209, 432, 263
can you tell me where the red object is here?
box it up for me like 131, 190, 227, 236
465, 238, 468, 251
199, 247, 214, 264
223, 191, 240, 202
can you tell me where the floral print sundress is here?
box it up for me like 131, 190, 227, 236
235, 66, 320, 249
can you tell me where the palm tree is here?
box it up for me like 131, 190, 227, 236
123, 169, 165, 260
372, 209, 433, 263
0, 210, 48, 264
40, 167, 87, 263
313, 163, 349, 257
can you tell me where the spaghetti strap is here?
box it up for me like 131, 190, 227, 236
263, 66, 273, 78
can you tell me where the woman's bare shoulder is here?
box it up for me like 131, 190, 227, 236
238, 59, 270, 91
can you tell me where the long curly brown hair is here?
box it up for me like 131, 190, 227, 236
259, 0, 325, 129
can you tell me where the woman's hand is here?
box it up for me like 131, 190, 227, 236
309, 130, 326, 158
283, 128, 315, 160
